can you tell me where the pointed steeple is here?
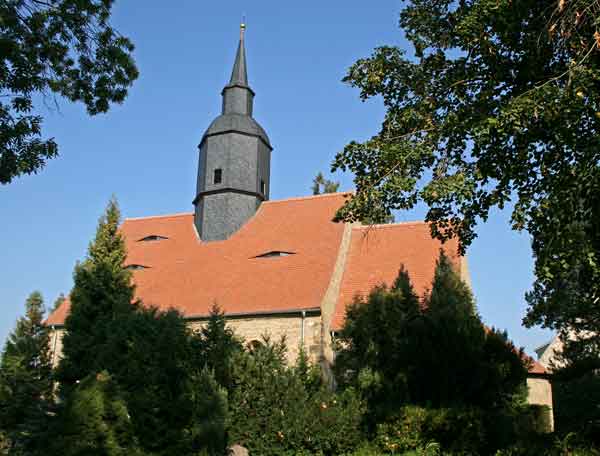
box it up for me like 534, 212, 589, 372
193, 22, 272, 242
221, 22, 255, 116
229, 22, 248, 87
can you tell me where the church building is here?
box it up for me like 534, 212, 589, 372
46, 26, 552, 422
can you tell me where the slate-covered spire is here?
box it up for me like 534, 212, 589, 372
193, 23, 272, 242
221, 22, 254, 116
229, 23, 248, 87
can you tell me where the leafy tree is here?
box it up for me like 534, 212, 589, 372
331, 0, 600, 369
49, 371, 145, 456
0, 0, 139, 184
56, 198, 137, 392
0, 291, 53, 455
312, 172, 340, 195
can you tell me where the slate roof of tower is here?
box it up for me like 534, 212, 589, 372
203, 114, 271, 147
228, 28, 248, 88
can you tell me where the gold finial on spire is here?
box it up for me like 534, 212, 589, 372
240, 16, 246, 40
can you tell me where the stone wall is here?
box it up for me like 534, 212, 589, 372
48, 313, 323, 368
189, 313, 323, 364
527, 376, 554, 432
48, 327, 65, 368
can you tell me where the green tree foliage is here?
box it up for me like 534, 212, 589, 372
56, 198, 136, 392
312, 172, 340, 195
51, 293, 66, 313
184, 367, 228, 456
49, 371, 145, 456
334, 268, 421, 425
374, 405, 484, 454
191, 304, 243, 392
102, 306, 228, 455
553, 372, 600, 444
0, 0, 139, 184
227, 336, 364, 456
331, 0, 600, 370
335, 252, 528, 452
0, 291, 53, 455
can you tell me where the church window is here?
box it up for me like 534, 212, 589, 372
214, 168, 222, 184
247, 340, 263, 352
260, 179, 266, 194
253, 251, 295, 259
138, 235, 168, 242
125, 264, 150, 270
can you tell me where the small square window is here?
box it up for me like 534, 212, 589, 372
213, 168, 222, 184
260, 179, 266, 194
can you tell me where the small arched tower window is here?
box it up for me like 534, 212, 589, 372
260, 179, 266, 195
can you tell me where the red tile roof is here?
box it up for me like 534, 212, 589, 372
332, 222, 462, 331
45, 192, 544, 375
48, 193, 348, 324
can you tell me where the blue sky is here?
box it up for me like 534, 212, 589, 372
0, 0, 553, 353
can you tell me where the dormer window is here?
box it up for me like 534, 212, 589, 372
214, 168, 222, 184
138, 235, 168, 242
252, 251, 296, 259
125, 264, 150, 270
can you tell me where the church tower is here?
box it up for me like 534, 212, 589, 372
193, 24, 272, 241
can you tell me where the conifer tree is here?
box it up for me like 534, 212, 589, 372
311, 172, 340, 195
185, 367, 228, 455
49, 371, 145, 456
51, 293, 66, 313
193, 304, 243, 392
417, 251, 526, 409
334, 267, 422, 425
56, 198, 137, 392
0, 291, 53, 455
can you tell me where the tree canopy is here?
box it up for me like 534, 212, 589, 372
0, 291, 53, 455
312, 171, 340, 195
56, 197, 137, 391
332, 0, 600, 370
0, 0, 138, 184
334, 252, 528, 440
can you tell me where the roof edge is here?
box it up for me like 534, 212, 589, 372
124, 212, 193, 222
263, 192, 353, 205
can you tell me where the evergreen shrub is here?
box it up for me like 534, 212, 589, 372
227, 337, 364, 456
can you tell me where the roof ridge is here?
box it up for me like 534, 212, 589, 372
355, 220, 428, 230
265, 192, 352, 205
124, 212, 193, 222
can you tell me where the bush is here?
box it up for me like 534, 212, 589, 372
496, 432, 600, 456
227, 337, 365, 455
554, 373, 600, 444
49, 371, 145, 456
374, 405, 484, 454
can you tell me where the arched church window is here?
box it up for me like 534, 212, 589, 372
214, 168, 222, 184
247, 340, 263, 352
260, 179, 265, 194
